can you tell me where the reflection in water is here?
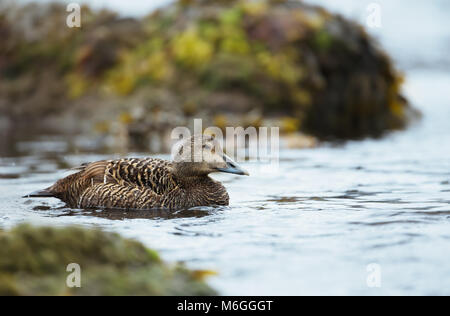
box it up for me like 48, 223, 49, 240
266, 196, 301, 203
52, 206, 224, 220
0, 173, 21, 179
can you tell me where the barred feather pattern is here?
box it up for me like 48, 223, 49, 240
46, 158, 229, 210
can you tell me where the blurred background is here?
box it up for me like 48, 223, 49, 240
1, 0, 422, 155
1, 0, 449, 295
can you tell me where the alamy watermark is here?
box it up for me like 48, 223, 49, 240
366, 263, 382, 288
65, 2, 382, 30
66, 3, 81, 28
366, 2, 382, 28
171, 119, 279, 169
66, 263, 81, 288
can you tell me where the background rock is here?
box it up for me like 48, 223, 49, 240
0, 0, 418, 153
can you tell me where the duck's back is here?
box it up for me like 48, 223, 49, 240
103, 158, 176, 194
45, 158, 179, 209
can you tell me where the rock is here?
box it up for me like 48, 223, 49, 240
0, 0, 418, 153
128, 0, 414, 140
0, 224, 217, 296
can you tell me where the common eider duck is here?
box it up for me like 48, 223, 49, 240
25, 135, 249, 210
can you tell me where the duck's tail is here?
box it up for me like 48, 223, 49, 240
23, 188, 55, 198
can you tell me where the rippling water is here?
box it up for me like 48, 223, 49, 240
1, 69, 449, 295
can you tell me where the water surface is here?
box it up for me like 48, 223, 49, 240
1, 69, 449, 295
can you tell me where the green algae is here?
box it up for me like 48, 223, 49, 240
0, 225, 217, 296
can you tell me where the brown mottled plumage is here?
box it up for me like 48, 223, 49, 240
25, 135, 249, 210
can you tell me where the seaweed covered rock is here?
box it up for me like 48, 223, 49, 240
0, 224, 217, 296
115, 0, 413, 139
0, 0, 417, 151
0, 2, 144, 119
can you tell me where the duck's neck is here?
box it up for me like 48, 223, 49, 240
175, 174, 214, 188
172, 162, 208, 178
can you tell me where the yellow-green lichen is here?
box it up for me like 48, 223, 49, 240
171, 27, 214, 68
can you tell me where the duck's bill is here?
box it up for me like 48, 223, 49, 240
216, 155, 249, 176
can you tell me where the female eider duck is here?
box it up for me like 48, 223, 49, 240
26, 135, 248, 210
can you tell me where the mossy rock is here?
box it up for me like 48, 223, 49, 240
0, 225, 217, 296
106, 0, 417, 139
0, 0, 418, 145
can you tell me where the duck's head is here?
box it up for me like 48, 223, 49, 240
172, 135, 249, 177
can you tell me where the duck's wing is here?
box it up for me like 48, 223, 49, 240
28, 158, 177, 208
75, 158, 180, 209
78, 183, 165, 210
102, 158, 177, 195
64, 158, 176, 194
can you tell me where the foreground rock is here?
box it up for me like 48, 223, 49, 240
0, 224, 217, 295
